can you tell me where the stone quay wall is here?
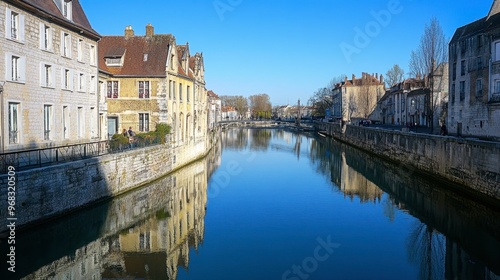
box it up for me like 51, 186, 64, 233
0, 134, 218, 233
317, 123, 500, 202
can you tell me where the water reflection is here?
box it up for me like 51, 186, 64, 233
221, 128, 500, 278
6, 129, 500, 279
12, 141, 221, 280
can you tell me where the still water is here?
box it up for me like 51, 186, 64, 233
3, 128, 500, 280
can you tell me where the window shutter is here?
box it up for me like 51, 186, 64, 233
60, 31, 64, 55
5, 54, 12, 81
5, 8, 12, 39
39, 62, 43, 86
70, 70, 74, 91
19, 14, 25, 41
19, 56, 26, 82
39, 23, 44, 49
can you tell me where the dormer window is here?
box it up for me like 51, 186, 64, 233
53, 0, 72, 21
104, 47, 126, 67
105, 56, 123, 67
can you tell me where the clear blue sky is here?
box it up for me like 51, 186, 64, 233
81, 0, 493, 106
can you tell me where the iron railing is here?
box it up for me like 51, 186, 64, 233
0, 135, 165, 173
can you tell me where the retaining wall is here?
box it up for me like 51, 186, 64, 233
317, 123, 500, 202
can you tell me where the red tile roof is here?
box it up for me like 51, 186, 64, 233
99, 34, 173, 77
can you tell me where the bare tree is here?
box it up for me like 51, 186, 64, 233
249, 93, 272, 119
385, 64, 405, 87
347, 94, 357, 121
308, 75, 346, 116
220, 95, 249, 118
409, 17, 447, 130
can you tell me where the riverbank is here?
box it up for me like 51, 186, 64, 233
0, 131, 220, 234
315, 122, 500, 203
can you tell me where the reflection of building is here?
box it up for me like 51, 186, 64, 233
339, 152, 383, 203
0, 0, 101, 152
21, 146, 222, 280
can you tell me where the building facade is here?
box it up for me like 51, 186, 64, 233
448, 0, 500, 139
98, 25, 169, 138
0, 0, 100, 152
207, 90, 221, 129
332, 73, 385, 123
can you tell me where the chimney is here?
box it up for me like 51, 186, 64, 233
376, 73, 379, 80
352, 74, 355, 81
146, 23, 154, 38
380, 74, 384, 85
124, 25, 134, 39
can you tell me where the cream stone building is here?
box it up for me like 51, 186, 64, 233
0, 0, 100, 152
332, 73, 385, 123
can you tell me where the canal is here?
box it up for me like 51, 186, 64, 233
2, 128, 500, 280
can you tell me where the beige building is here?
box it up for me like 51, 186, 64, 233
167, 42, 207, 146
98, 25, 169, 138
0, 0, 100, 152
332, 73, 385, 123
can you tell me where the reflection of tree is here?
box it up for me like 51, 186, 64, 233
407, 221, 446, 280
250, 129, 272, 151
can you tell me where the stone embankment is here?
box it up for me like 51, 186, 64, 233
316, 122, 500, 203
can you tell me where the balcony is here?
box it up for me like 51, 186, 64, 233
490, 93, 500, 103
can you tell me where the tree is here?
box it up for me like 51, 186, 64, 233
308, 76, 346, 116
408, 17, 448, 130
219, 95, 249, 118
249, 93, 272, 119
385, 64, 405, 87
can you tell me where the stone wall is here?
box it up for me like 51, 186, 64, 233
0, 133, 218, 233
317, 123, 500, 201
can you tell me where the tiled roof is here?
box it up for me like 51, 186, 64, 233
450, 12, 500, 43
207, 90, 219, 98
9, 0, 99, 39
99, 34, 172, 77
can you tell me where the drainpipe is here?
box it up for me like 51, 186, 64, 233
0, 81, 4, 153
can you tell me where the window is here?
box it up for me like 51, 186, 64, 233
477, 35, 483, 49
139, 113, 149, 132
169, 80, 172, 99
77, 39, 83, 61
138, 81, 150, 98
460, 81, 465, 101
61, 32, 71, 57
477, 56, 483, 70
62, 68, 73, 90
105, 57, 122, 66
8, 103, 19, 144
187, 85, 191, 102
78, 73, 86, 91
451, 83, 455, 104
476, 79, 483, 97
495, 42, 500, 62
63, 0, 72, 20
452, 63, 456, 81
90, 75, 96, 93
461, 60, 466, 76
63, 106, 69, 139
107, 81, 118, 98
41, 63, 54, 87
89, 45, 96, 65
77, 107, 83, 138
179, 83, 183, 101
90, 107, 96, 138
173, 81, 176, 100
40, 24, 52, 50
460, 40, 466, 54
495, 80, 500, 94
5, 9, 24, 41
5, 54, 25, 82
44, 105, 52, 140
